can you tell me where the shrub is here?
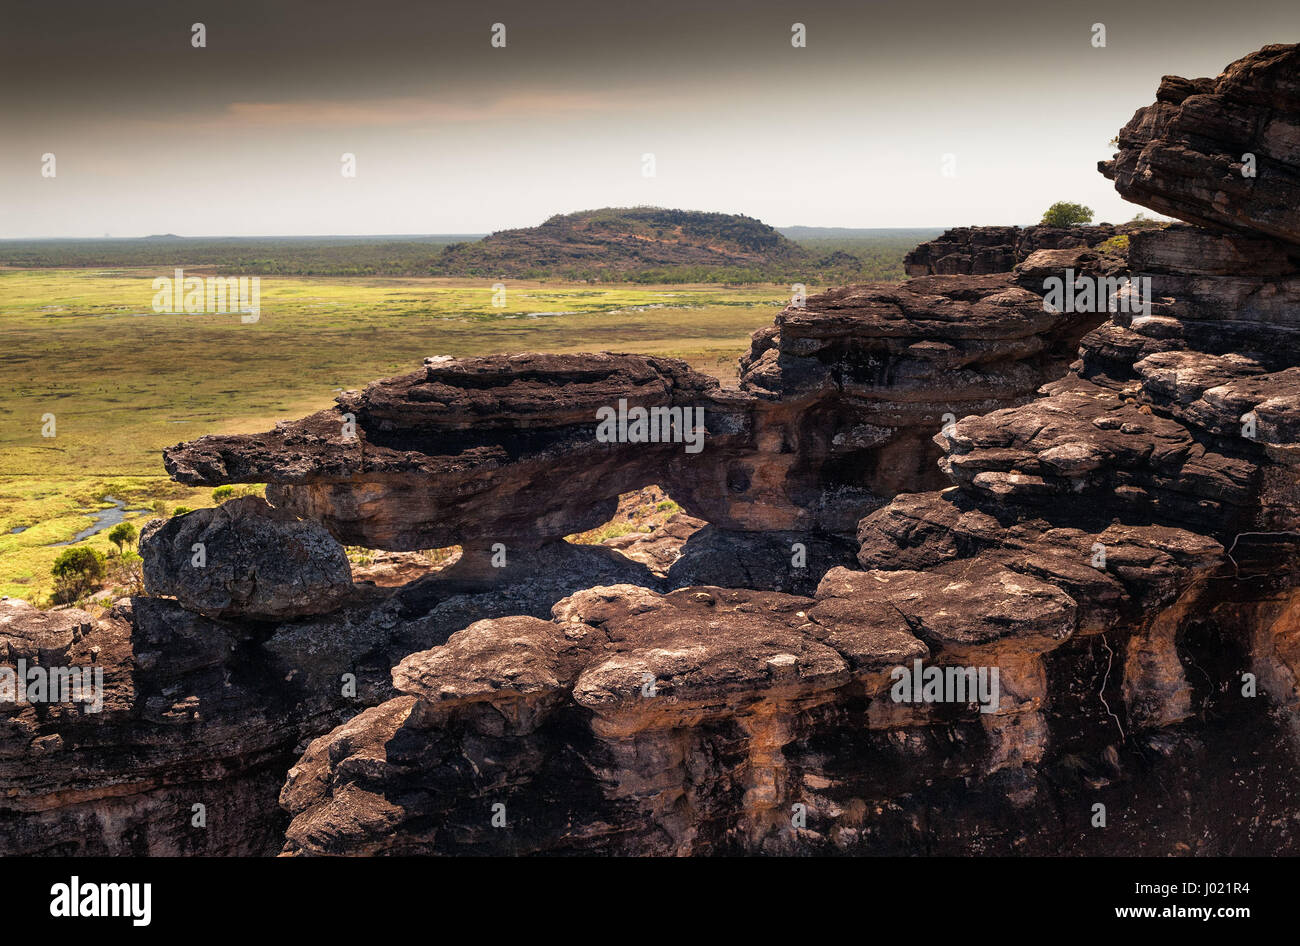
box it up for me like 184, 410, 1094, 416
108, 521, 137, 552
212, 485, 235, 503
171, 506, 192, 517
114, 549, 145, 595
1040, 201, 1094, 227
51, 547, 107, 604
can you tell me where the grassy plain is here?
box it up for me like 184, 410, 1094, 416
0, 269, 795, 600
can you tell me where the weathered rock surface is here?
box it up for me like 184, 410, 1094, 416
282, 474, 1285, 854
0, 598, 93, 664
936, 374, 1261, 533
1, 595, 317, 855
1, 495, 862, 854
665, 527, 859, 596
164, 353, 746, 548
0, 539, 663, 855
140, 497, 355, 621
281, 584, 919, 855
1101, 45, 1300, 247
903, 224, 1126, 277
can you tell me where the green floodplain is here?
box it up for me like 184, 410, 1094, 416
0, 269, 798, 600
0, 226, 937, 602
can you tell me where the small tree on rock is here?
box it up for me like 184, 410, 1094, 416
1041, 201, 1094, 227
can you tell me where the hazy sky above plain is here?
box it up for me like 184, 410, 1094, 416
2, 0, 1297, 237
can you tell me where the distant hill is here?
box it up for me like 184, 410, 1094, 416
0, 213, 937, 284
435, 207, 808, 279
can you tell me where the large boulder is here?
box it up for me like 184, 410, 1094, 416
140, 497, 353, 621
1100, 44, 1300, 247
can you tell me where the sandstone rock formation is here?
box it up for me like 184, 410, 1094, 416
1, 594, 321, 855
277, 43, 1300, 855
0, 536, 675, 855
903, 224, 1126, 277
164, 278, 1104, 550
1101, 44, 1300, 247
5, 42, 1299, 858
140, 497, 354, 621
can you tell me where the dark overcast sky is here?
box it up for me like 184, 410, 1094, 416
2, 0, 1297, 236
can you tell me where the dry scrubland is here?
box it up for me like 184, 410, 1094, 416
0, 268, 792, 600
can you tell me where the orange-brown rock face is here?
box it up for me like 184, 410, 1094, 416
277, 502, 1263, 854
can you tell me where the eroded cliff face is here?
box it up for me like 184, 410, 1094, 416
4, 43, 1299, 857
0, 506, 686, 855
1100, 44, 1300, 247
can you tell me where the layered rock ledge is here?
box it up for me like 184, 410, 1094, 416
164, 277, 1103, 548
1101, 44, 1300, 247
903, 224, 1127, 277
